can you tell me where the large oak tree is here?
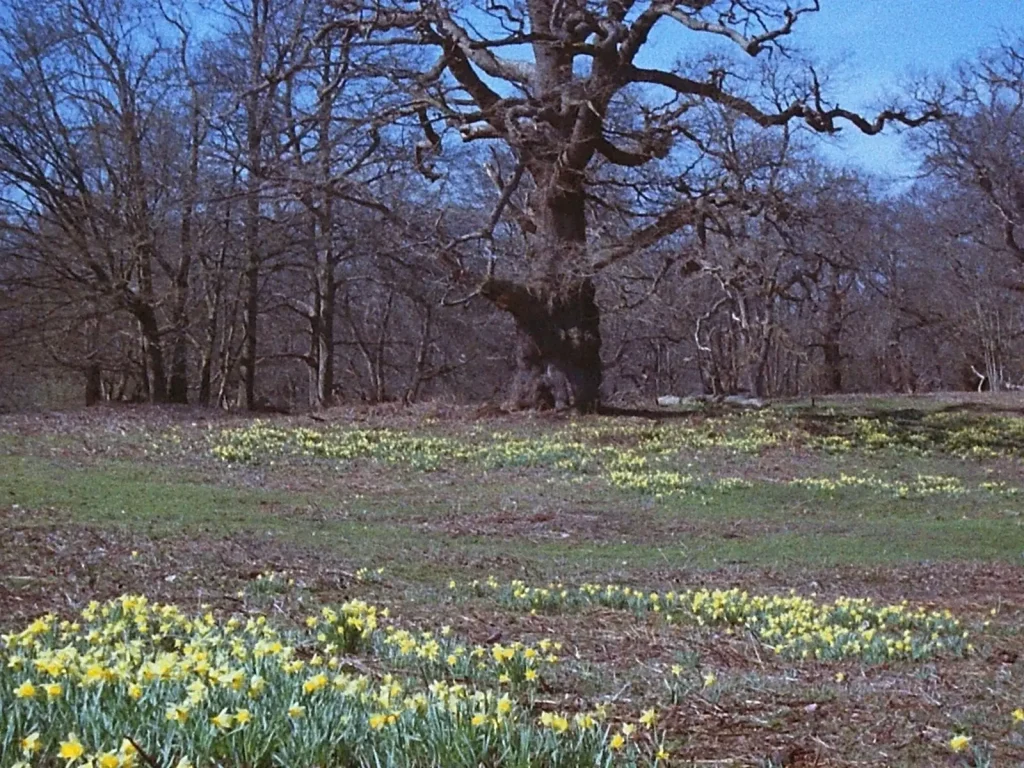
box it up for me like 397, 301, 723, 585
341, 0, 933, 410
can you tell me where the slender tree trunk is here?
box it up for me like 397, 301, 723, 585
310, 55, 337, 410
85, 313, 102, 406
116, 67, 169, 405
405, 305, 433, 404
85, 364, 102, 406
218, 274, 245, 408
168, 322, 190, 403
306, 290, 321, 409
199, 206, 232, 406
821, 283, 844, 394
240, 118, 261, 410
977, 303, 1004, 392
730, 294, 771, 398
168, 101, 202, 404
372, 291, 394, 403
199, 295, 220, 407
133, 303, 168, 402
239, 0, 264, 411
315, 273, 335, 407
199, 346, 214, 406
311, 180, 335, 409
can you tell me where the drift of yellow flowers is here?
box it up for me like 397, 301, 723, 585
1, 594, 667, 767
456, 578, 970, 663
207, 416, 1024, 501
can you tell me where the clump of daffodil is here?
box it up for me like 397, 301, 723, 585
454, 578, 970, 663
205, 414, 1024, 504
1, 594, 669, 767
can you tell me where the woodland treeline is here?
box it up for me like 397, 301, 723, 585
1, 0, 1022, 412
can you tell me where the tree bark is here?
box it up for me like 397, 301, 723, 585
822, 284, 844, 394
84, 314, 102, 406
481, 276, 602, 412
133, 302, 168, 402
312, 80, 336, 409
168, 99, 203, 405
240, 121, 261, 410
239, 0, 264, 411
478, 184, 603, 412
315, 272, 336, 407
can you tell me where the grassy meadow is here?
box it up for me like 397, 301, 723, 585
1, 395, 1023, 767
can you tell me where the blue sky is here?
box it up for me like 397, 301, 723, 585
633, 1, 1022, 182
160, 1, 1024, 185
776, 0, 1022, 179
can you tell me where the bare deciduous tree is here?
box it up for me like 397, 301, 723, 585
337, 0, 934, 411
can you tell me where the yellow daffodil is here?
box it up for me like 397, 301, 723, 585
949, 734, 971, 753
249, 674, 267, 697
118, 740, 137, 767
539, 712, 569, 733
59, 733, 85, 762
21, 731, 41, 755
166, 704, 190, 723
303, 673, 328, 694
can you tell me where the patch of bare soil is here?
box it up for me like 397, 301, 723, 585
0, 506, 363, 631
413, 504, 640, 542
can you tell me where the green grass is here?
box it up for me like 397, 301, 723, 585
3, 436, 1023, 581
0, 455, 305, 531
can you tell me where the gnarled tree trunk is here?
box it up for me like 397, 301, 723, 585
480, 187, 602, 412
481, 277, 602, 412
